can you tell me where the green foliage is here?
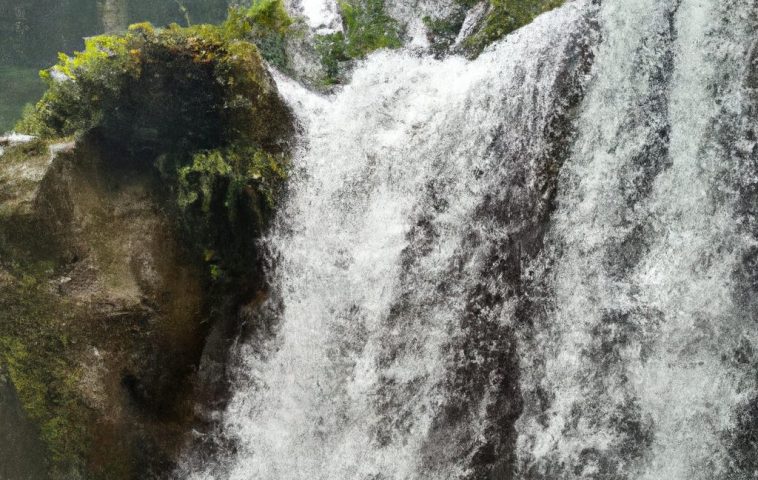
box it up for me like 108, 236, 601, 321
315, 0, 402, 84
221, 0, 293, 68
178, 146, 288, 282
15, 24, 195, 140
14, 103, 47, 136
419, 0, 565, 58
462, 0, 564, 56
315, 33, 350, 84
338, 0, 402, 57
15, 9, 292, 145
179, 147, 287, 213
248, 0, 293, 32
20, 31, 147, 138
179, 150, 233, 213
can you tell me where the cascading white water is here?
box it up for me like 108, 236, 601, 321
183, 0, 758, 478
516, 1, 758, 478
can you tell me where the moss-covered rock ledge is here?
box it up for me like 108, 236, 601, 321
0, 16, 292, 480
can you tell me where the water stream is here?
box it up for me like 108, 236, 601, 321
182, 0, 758, 478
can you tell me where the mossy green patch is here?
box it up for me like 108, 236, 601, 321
15, 21, 289, 150
14, 15, 291, 234
422, 13, 466, 57
178, 147, 286, 217
177, 145, 288, 286
222, 0, 294, 69
315, 0, 402, 84
337, 0, 403, 58
0, 261, 91, 479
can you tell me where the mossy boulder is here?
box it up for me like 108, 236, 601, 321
16, 16, 294, 293
1, 15, 293, 480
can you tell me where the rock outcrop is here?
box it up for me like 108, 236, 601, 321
0, 16, 293, 480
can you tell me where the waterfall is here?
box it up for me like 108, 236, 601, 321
182, 0, 758, 478
516, 1, 758, 478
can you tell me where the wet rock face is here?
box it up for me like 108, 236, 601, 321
0, 138, 209, 478
0, 135, 290, 479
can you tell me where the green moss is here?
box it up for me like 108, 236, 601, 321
0, 262, 91, 478
13, 32, 137, 138
338, 0, 402, 57
177, 145, 288, 283
315, 0, 402, 84
3, 12, 293, 477
461, 0, 564, 57
221, 0, 293, 69
13, 16, 290, 217
179, 147, 286, 214
315, 33, 350, 85
418, 0, 564, 58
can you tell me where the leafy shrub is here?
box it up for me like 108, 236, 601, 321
338, 0, 402, 57
18, 21, 289, 147
177, 146, 288, 281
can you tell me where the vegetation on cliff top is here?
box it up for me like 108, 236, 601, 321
16, 18, 290, 147
464, 0, 564, 56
